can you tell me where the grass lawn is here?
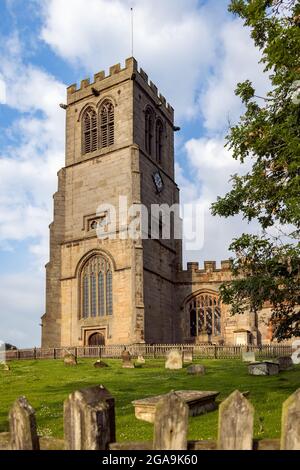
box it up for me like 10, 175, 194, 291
0, 359, 299, 442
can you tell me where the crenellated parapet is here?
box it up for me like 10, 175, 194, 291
177, 260, 232, 284
66, 57, 174, 120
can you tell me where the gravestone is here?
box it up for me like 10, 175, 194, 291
64, 353, 77, 366
165, 350, 183, 370
133, 390, 219, 423
183, 350, 193, 363
9, 397, 40, 450
64, 385, 115, 450
136, 355, 145, 364
291, 347, 300, 365
276, 356, 293, 371
248, 361, 279, 376
186, 364, 205, 376
242, 351, 256, 362
94, 360, 109, 368
121, 349, 134, 369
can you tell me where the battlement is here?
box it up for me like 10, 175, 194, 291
185, 260, 232, 274
67, 57, 174, 118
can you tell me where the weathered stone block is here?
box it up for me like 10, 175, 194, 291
186, 364, 205, 376
94, 360, 109, 368
64, 353, 77, 366
242, 351, 256, 362
165, 350, 182, 370
183, 350, 193, 363
276, 356, 293, 371
248, 361, 279, 376
132, 390, 219, 423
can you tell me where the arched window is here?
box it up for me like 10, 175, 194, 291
156, 119, 163, 164
81, 255, 113, 318
100, 101, 114, 148
82, 107, 98, 154
145, 107, 154, 155
187, 292, 222, 337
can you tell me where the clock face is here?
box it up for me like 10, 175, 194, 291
153, 171, 164, 193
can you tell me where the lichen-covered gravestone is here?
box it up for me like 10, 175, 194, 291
64, 353, 77, 366
248, 361, 279, 376
165, 350, 183, 370
291, 344, 300, 365
186, 364, 205, 375
121, 349, 134, 368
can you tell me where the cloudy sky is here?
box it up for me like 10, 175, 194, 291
0, 0, 270, 347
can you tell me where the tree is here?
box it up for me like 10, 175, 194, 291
211, 0, 300, 341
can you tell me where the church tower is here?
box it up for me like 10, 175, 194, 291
42, 58, 181, 347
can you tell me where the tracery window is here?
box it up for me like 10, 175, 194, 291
188, 293, 222, 337
100, 101, 114, 148
82, 107, 98, 154
145, 107, 154, 155
81, 255, 113, 318
156, 119, 163, 164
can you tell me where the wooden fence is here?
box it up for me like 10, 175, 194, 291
5, 343, 292, 361
6, 386, 300, 450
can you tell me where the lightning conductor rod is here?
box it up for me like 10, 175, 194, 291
131, 7, 134, 57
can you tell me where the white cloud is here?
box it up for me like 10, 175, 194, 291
40, 0, 225, 119
0, 34, 65, 260
198, 19, 269, 132
0, 75, 6, 104
0, 273, 43, 347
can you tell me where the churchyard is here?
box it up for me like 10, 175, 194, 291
1, 357, 300, 446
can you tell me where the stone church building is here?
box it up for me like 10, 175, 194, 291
41, 58, 274, 348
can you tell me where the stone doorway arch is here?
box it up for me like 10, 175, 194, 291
88, 331, 105, 346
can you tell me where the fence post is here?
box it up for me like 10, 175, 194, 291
153, 392, 188, 450
217, 390, 254, 450
33, 347, 37, 360
53, 348, 56, 359
281, 388, 300, 450
9, 397, 40, 450
214, 345, 217, 359
64, 385, 115, 450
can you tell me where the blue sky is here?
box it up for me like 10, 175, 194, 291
0, 0, 269, 347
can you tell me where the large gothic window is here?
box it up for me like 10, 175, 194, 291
81, 255, 113, 318
82, 107, 98, 154
187, 293, 222, 337
100, 101, 114, 148
145, 107, 154, 155
156, 119, 163, 164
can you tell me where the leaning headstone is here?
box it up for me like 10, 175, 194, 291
121, 349, 134, 369
276, 356, 293, 371
242, 351, 256, 362
94, 360, 109, 368
218, 390, 254, 450
281, 388, 300, 450
64, 385, 115, 450
136, 355, 145, 364
183, 350, 193, 363
153, 392, 188, 450
64, 353, 77, 366
165, 350, 183, 370
186, 364, 205, 376
9, 397, 40, 450
248, 361, 279, 376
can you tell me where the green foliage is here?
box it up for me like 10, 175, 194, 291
212, 0, 300, 340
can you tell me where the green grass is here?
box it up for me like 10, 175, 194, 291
0, 359, 299, 442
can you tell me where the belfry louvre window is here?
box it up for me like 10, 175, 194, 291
100, 101, 114, 148
145, 107, 154, 155
81, 255, 113, 318
188, 293, 222, 337
82, 107, 98, 154
156, 120, 163, 164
